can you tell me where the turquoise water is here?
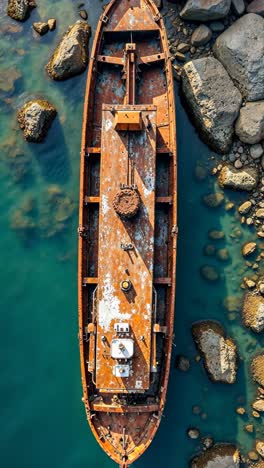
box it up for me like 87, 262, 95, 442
0, 1, 263, 467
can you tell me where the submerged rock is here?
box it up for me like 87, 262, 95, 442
218, 165, 259, 191
46, 21, 91, 81
203, 192, 224, 208
175, 355, 190, 372
235, 101, 264, 144
213, 14, 264, 101
192, 321, 237, 383
251, 353, 264, 387
182, 57, 242, 153
223, 295, 242, 312
7, 0, 36, 21
200, 265, 219, 282
180, 0, 231, 21
208, 229, 225, 240
191, 444, 240, 468
17, 100, 57, 142
0, 68, 21, 93
243, 293, 264, 333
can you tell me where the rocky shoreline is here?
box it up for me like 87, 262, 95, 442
163, 0, 264, 465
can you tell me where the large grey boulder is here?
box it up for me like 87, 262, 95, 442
180, 0, 231, 21
213, 14, 264, 102
46, 21, 91, 81
191, 444, 240, 468
218, 165, 259, 191
192, 321, 237, 384
235, 101, 264, 144
7, 0, 36, 21
243, 293, 264, 333
17, 100, 57, 143
182, 57, 242, 153
247, 0, 264, 16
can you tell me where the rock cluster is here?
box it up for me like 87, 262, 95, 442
192, 321, 237, 383
190, 444, 240, 468
7, 0, 36, 22
17, 100, 57, 143
46, 21, 91, 81
243, 293, 264, 333
182, 57, 242, 153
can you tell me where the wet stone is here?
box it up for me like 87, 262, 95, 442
48, 18, 56, 31
250, 144, 264, 160
251, 353, 264, 387
216, 248, 230, 261
238, 201, 252, 215
33, 22, 49, 35
208, 229, 225, 240
248, 451, 259, 462
79, 9, 88, 20
245, 424, 254, 433
187, 427, 200, 439
191, 25, 212, 46
256, 440, 264, 458
242, 242, 257, 257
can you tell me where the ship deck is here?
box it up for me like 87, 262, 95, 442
78, 1, 177, 466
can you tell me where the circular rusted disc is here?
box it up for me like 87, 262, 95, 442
113, 189, 140, 219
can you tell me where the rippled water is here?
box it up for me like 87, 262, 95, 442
0, 1, 263, 467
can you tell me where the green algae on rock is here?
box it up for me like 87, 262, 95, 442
46, 21, 91, 81
17, 100, 57, 143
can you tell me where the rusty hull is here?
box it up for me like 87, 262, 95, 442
78, 0, 177, 466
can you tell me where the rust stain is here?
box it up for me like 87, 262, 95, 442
78, 0, 177, 466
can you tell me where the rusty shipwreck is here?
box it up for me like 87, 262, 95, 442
78, 0, 177, 466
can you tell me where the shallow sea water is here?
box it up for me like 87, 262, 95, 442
0, 1, 263, 467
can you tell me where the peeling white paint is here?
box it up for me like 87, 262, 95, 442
98, 273, 131, 332
101, 194, 110, 215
